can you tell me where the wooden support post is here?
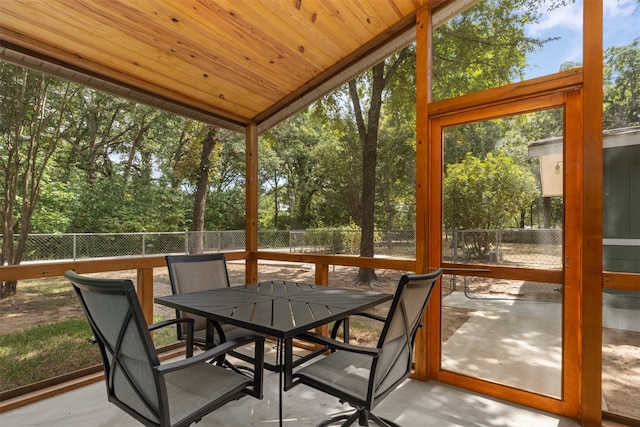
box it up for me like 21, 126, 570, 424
415, 5, 432, 277
136, 267, 154, 325
246, 122, 259, 284
314, 263, 330, 336
315, 263, 329, 286
580, 0, 603, 424
414, 5, 433, 382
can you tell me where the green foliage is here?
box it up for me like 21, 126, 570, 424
604, 38, 640, 129
558, 38, 639, 130
170, 120, 222, 186
432, 0, 552, 101
260, 109, 336, 229
308, 109, 362, 228
443, 152, 538, 257
206, 187, 245, 230
375, 115, 417, 230
0, 62, 81, 284
444, 120, 503, 166
29, 178, 75, 233
335, 224, 362, 254
69, 176, 188, 233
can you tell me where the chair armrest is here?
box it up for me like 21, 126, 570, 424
352, 312, 386, 323
297, 332, 379, 357
148, 317, 194, 332
149, 318, 195, 357
330, 312, 386, 340
156, 334, 266, 374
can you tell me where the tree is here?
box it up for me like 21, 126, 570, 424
443, 152, 538, 259
206, 131, 247, 230
258, 134, 285, 229
347, 47, 412, 287
191, 126, 219, 253
0, 64, 77, 297
260, 110, 330, 229
603, 38, 640, 129
309, 105, 363, 228
432, 0, 552, 101
63, 89, 134, 183
60, 91, 188, 234
168, 121, 221, 253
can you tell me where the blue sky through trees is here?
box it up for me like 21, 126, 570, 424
523, 0, 638, 79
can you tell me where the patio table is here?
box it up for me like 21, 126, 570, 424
155, 280, 392, 426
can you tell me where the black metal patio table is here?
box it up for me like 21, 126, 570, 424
155, 280, 392, 426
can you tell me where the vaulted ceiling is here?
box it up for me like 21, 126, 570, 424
1, 0, 468, 132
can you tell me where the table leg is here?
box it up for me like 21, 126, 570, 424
277, 338, 284, 427
205, 320, 214, 349
284, 337, 293, 390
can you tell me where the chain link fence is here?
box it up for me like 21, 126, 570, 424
443, 228, 562, 268
6, 231, 245, 262
4, 228, 560, 268
288, 229, 416, 257
442, 228, 563, 301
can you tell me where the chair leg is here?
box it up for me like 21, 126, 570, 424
358, 411, 370, 426
316, 408, 398, 427
316, 410, 359, 426
367, 411, 400, 427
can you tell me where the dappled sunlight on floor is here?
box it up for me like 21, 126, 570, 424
442, 291, 562, 398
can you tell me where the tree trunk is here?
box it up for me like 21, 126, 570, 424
347, 49, 410, 287
189, 126, 219, 254
350, 64, 385, 287
123, 123, 150, 183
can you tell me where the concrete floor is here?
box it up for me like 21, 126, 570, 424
1, 360, 580, 427
3, 289, 606, 427
442, 292, 563, 398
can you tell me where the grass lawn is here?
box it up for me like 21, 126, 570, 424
0, 315, 177, 392
0, 273, 181, 393
0, 318, 101, 391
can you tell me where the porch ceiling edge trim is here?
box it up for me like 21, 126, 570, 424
0, 42, 248, 133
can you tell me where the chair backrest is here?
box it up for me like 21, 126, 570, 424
371, 269, 442, 403
165, 253, 231, 339
65, 270, 165, 425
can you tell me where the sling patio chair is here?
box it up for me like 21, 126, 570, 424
288, 269, 443, 427
166, 253, 278, 371
66, 270, 264, 427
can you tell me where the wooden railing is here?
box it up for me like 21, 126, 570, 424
2, 253, 634, 322
0, 251, 416, 320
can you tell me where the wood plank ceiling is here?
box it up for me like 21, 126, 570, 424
1, 0, 455, 132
